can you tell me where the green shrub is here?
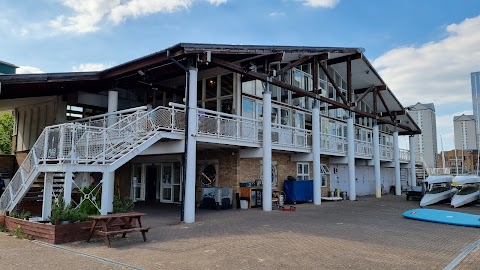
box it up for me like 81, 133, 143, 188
49, 196, 90, 224
113, 196, 135, 213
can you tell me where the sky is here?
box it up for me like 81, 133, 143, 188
1, 0, 480, 152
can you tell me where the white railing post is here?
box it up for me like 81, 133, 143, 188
71, 125, 76, 164
184, 67, 198, 224
103, 130, 107, 164
409, 135, 416, 187
373, 124, 381, 198
171, 108, 175, 129
42, 172, 54, 221
43, 128, 49, 163
312, 105, 321, 205
58, 126, 65, 163
262, 79, 273, 211
347, 116, 356, 201
393, 131, 401, 195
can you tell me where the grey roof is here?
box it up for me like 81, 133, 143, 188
453, 114, 476, 121
409, 102, 435, 112
0, 60, 18, 68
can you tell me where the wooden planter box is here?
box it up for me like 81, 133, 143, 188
0, 215, 5, 227
5, 217, 93, 244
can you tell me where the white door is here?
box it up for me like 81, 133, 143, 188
132, 164, 146, 202
160, 162, 182, 203
160, 163, 173, 203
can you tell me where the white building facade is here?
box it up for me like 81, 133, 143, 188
408, 103, 437, 168
454, 114, 477, 150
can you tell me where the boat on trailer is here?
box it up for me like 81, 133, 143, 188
419, 175, 457, 207
450, 175, 480, 208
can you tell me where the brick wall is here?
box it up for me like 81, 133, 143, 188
196, 148, 239, 203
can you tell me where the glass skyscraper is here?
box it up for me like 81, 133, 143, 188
472, 71, 480, 131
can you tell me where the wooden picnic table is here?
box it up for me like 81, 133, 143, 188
86, 212, 151, 247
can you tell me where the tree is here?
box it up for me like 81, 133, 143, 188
0, 112, 14, 154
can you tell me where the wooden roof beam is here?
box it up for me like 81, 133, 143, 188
355, 84, 386, 94
326, 53, 362, 66
377, 90, 395, 123
354, 86, 375, 104
210, 57, 414, 133
318, 61, 349, 106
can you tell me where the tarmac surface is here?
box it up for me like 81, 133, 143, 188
1, 194, 479, 270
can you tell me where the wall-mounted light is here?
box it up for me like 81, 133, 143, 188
137, 70, 146, 76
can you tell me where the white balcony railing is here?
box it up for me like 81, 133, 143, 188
320, 134, 347, 155
354, 139, 373, 158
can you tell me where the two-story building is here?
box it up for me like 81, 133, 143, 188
0, 43, 421, 223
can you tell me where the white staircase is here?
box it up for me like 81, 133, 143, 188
0, 105, 185, 213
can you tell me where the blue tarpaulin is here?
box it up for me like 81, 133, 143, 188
284, 180, 313, 203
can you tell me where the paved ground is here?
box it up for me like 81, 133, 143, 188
1, 195, 479, 270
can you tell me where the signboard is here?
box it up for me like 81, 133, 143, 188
47, 130, 60, 159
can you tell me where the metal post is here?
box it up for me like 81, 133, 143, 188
409, 135, 416, 187
63, 170, 73, 205
373, 123, 381, 198
100, 171, 115, 214
393, 131, 401, 195
184, 68, 198, 223
312, 102, 321, 205
347, 115, 356, 200
42, 173, 54, 221
262, 78, 273, 211
107, 90, 118, 128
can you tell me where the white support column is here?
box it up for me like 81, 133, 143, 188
347, 115, 356, 200
100, 171, 115, 214
393, 130, 401, 195
262, 79, 273, 211
312, 103, 321, 205
184, 68, 198, 223
42, 172, 54, 221
107, 90, 118, 127
373, 123, 381, 198
63, 170, 73, 205
409, 135, 416, 187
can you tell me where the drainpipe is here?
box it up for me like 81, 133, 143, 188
167, 51, 194, 223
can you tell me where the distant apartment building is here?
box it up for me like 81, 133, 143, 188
408, 102, 438, 168
472, 71, 480, 133
454, 114, 477, 150
438, 149, 479, 174
0, 60, 17, 75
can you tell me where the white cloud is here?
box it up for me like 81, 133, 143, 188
373, 16, 480, 107
207, 0, 227, 5
302, 0, 340, 8
16, 66, 44, 74
50, 0, 227, 33
269, 11, 286, 17
72, 63, 112, 72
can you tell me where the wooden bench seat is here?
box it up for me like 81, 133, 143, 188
98, 226, 151, 236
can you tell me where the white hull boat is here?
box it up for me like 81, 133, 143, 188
419, 175, 456, 207
450, 175, 480, 208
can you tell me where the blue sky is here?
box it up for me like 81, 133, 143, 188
1, 0, 480, 151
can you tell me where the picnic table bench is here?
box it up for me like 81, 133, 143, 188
86, 212, 151, 247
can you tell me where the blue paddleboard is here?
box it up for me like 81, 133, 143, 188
403, 208, 480, 228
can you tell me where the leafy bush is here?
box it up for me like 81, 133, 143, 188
10, 210, 31, 219
113, 196, 135, 213
49, 196, 90, 224
78, 185, 101, 216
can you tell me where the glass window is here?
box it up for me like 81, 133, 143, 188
220, 74, 233, 97
297, 163, 310, 180
281, 109, 290, 126
242, 98, 254, 118
206, 77, 217, 99
220, 98, 233, 114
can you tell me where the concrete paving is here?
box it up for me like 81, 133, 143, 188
1, 195, 479, 269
